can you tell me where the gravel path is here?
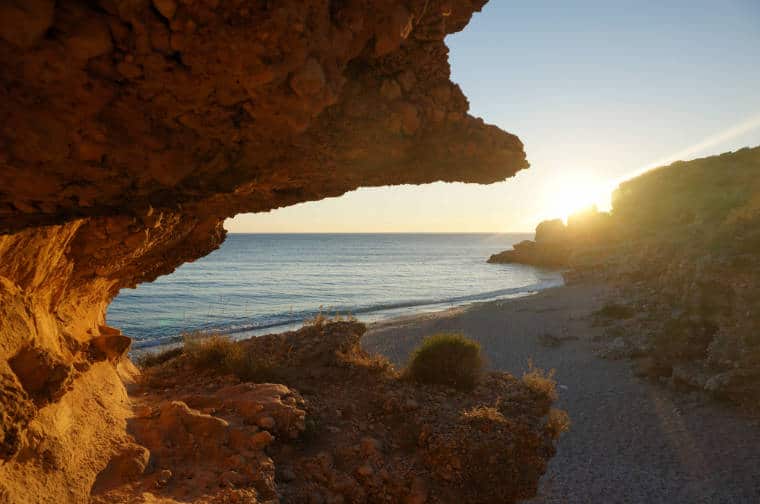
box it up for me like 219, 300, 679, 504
363, 283, 760, 504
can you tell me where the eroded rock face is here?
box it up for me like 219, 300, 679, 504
105, 322, 561, 503
0, 0, 527, 500
0, 0, 525, 235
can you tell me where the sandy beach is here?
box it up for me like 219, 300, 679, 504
363, 283, 760, 503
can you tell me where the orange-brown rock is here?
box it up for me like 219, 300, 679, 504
0, 0, 530, 501
105, 322, 562, 504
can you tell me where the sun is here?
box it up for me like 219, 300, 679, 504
544, 174, 613, 222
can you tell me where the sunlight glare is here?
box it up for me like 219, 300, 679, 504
543, 173, 614, 222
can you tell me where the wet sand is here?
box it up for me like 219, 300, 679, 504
363, 283, 760, 504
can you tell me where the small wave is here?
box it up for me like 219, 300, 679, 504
130, 277, 563, 350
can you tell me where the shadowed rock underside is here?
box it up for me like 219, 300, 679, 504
0, 0, 531, 502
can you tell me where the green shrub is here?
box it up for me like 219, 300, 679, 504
406, 333, 483, 390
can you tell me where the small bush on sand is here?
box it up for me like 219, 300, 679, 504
521, 360, 558, 402
135, 347, 183, 368
406, 333, 483, 390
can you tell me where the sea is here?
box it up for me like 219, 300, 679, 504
107, 233, 564, 350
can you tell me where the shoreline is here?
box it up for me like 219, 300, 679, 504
128, 280, 760, 502
129, 280, 563, 356
364, 283, 568, 336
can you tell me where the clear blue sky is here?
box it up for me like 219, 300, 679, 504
227, 0, 760, 232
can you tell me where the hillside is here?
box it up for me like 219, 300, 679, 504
490, 146, 760, 408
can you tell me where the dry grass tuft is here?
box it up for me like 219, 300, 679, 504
341, 350, 397, 376
183, 332, 241, 370
181, 332, 278, 382
521, 360, 558, 402
135, 347, 183, 368
304, 306, 358, 327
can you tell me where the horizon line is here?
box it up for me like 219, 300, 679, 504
224, 231, 534, 235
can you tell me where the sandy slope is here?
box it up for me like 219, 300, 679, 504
363, 284, 760, 504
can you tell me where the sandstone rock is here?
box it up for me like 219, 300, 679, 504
219, 469, 244, 487
404, 398, 419, 410
280, 467, 296, 482
158, 401, 230, 445
359, 436, 381, 457
250, 430, 274, 450
258, 416, 276, 430
393, 101, 420, 135
8, 347, 73, 406
290, 58, 326, 97
0, 372, 36, 460
405, 477, 429, 504
64, 17, 113, 60
116, 61, 143, 79
133, 405, 155, 419
90, 334, 132, 363
0, 0, 54, 48
156, 468, 173, 487
0, 1, 529, 501
152, 0, 177, 20
374, 5, 413, 56
92, 445, 151, 493
356, 464, 374, 477
380, 79, 402, 101
219, 382, 305, 438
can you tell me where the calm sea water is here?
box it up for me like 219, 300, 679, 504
108, 233, 563, 350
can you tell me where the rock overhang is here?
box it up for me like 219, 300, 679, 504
0, 2, 529, 497
0, 0, 527, 237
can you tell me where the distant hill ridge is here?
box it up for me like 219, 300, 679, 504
490, 145, 760, 408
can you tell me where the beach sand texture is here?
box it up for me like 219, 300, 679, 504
364, 284, 760, 504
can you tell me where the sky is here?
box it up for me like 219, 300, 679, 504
226, 0, 760, 233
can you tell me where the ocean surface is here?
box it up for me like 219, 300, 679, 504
107, 233, 563, 350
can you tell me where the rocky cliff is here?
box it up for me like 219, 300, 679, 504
0, 1, 530, 501
487, 209, 613, 267
490, 146, 760, 409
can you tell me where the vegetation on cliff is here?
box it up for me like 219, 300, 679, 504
105, 322, 564, 503
489, 146, 760, 408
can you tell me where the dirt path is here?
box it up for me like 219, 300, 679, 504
363, 284, 760, 504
